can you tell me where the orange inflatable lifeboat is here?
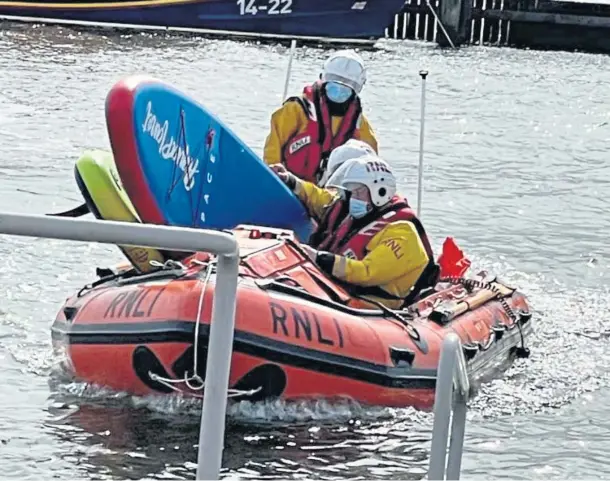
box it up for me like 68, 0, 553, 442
51, 223, 534, 409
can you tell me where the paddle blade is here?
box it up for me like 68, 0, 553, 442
437, 237, 471, 278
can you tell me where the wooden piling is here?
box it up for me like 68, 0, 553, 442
384, 0, 610, 54
437, 0, 473, 45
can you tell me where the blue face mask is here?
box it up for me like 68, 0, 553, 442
325, 82, 353, 103
349, 198, 369, 219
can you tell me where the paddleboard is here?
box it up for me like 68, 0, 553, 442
105, 75, 313, 242
74, 149, 167, 273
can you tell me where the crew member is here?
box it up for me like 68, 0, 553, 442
264, 49, 378, 185
319, 139, 376, 187
271, 156, 439, 309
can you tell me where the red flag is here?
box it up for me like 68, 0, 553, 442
437, 237, 471, 278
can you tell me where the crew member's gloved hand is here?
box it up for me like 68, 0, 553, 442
300, 244, 336, 276
300, 244, 318, 263
270, 164, 297, 190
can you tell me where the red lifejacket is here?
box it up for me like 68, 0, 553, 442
310, 195, 439, 306
281, 81, 362, 184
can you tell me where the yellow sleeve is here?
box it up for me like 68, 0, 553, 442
355, 114, 379, 153
331, 221, 428, 286
262, 100, 307, 166
293, 179, 337, 221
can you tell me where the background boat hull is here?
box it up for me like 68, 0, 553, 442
0, 0, 407, 38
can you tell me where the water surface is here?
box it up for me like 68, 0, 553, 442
0, 23, 609, 479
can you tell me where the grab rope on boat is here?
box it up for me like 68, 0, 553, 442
147, 259, 262, 399
149, 258, 188, 271
77, 265, 138, 297
437, 276, 531, 358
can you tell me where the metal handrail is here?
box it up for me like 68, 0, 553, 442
428, 333, 471, 480
0, 213, 473, 481
0, 213, 239, 480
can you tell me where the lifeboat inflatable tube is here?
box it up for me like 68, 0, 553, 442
52, 227, 534, 409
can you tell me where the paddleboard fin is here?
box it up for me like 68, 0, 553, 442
47, 203, 90, 218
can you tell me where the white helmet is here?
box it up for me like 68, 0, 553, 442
319, 139, 376, 187
326, 154, 396, 207
322, 50, 367, 95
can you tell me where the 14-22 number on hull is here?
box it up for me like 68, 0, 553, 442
237, 0, 293, 15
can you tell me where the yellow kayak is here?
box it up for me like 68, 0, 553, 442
74, 149, 166, 273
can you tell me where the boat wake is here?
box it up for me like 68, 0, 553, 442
48, 373, 397, 425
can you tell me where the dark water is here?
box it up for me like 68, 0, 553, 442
0, 23, 609, 479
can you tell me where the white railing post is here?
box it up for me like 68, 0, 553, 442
196, 251, 239, 480
0, 213, 240, 481
428, 333, 470, 480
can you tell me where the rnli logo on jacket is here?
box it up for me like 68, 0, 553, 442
381, 239, 404, 259
343, 248, 357, 259
289, 136, 312, 154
